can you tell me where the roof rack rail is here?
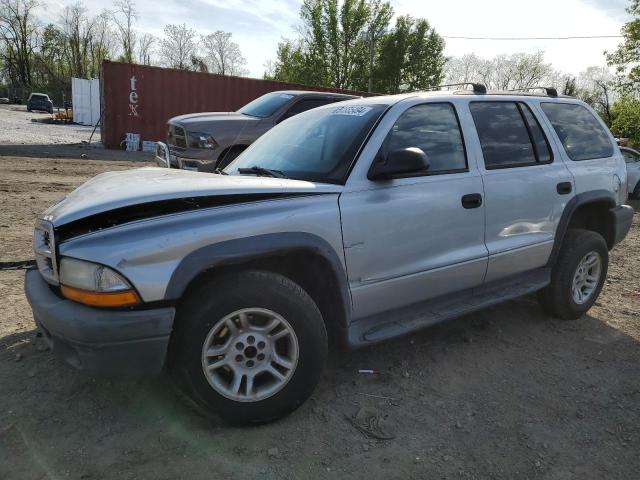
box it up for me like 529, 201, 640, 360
430, 82, 487, 94
509, 87, 558, 97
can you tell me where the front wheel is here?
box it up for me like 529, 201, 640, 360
538, 229, 608, 320
169, 270, 328, 424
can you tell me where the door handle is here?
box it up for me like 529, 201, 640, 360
557, 182, 573, 195
461, 193, 483, 209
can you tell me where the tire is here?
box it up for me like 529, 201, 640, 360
538, 229, 608, 320
632, 182, 640, 200
216, 147, 244, 169
169, 270, 328, 424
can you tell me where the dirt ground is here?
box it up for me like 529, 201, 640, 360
0, 154, 639, 480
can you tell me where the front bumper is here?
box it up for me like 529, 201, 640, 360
610, 204, 634, 246
24, 269, 175, 378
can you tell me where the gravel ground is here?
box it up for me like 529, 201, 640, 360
0, 154, 639, 480
0, 104, 154, 162
0, 104, 99, 145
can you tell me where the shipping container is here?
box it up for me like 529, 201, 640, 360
100, 61, 370, 149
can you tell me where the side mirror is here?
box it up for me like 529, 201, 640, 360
369, 147, 430, 180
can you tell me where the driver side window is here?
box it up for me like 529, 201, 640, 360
383, 103, 467, 174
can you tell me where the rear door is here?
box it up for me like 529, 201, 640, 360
340, 99, 488, 320
468, 100, 574, 282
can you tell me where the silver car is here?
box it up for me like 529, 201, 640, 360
621, 147, 640, 198
25, 87, 633, 424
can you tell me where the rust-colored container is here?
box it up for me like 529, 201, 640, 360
100, 61, 370, 149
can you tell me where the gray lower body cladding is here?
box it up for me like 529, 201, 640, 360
24, 269, 175, 377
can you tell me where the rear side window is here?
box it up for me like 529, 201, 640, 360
541, 103, 613, 161
282, 98, 333, 118
470, 102, 552, 169
383, 103, 467, 173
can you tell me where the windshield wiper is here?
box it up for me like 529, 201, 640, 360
214, 167, 228, 175
237, 166, 286, 178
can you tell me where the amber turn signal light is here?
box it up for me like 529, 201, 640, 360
61, 285, 141, 307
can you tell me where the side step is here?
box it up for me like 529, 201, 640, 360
347, 268, 550, 347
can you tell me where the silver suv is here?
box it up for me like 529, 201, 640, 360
25, 86, 634, 424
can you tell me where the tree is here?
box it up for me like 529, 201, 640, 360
137, 32, 154, 65
112, 0, 137, 63
60, 2, 94, 78
201, 30, 248, 76
89, 10, 116, 76
269, 0, 444, 93
610, 97, 640, 144
445, 52, 554, 91
363, 0, 393, 92
607, 0, 639, 95
576, 66, 616, 125
0, 0, 40, 85
159, 23, 196, 70
373, 15, 444, 93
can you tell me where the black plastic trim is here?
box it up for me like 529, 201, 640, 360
165, 232, 352, 328
546, 190, 616, 267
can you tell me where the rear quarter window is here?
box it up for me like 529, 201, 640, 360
540, 103, 613, 161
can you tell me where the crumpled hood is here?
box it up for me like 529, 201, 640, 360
42, 167, 341, 227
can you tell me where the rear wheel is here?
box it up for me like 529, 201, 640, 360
632, 182, 640, 200
170, 270, 327, 424
538, 229, 608, 320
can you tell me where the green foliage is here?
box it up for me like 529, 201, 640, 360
611, 97, 640, 144
271, 0, 445, 93
607, 0, 640, 95
373, 16, 445, 94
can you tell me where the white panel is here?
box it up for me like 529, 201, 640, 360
90, 78, 100, 126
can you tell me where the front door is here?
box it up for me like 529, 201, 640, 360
340, 100, 488, 320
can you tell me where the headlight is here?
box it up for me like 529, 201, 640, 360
189, 132, 218, 149
59, 257, 140, 307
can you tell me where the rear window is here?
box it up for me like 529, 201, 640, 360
541, 103, 613, 161
30, 94, 48, 101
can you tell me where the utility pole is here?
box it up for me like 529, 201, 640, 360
368, 27, 374, 93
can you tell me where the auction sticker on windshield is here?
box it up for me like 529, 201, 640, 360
332, 105, 373, 116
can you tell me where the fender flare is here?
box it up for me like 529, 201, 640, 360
547, 189, 616, 267
164, 232, 352, 321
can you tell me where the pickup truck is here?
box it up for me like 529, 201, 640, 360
156, 90, 358, 172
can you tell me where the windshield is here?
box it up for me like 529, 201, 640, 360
238, 92, 296, 118
31, 94, 48, 101
226, 103, 387, 184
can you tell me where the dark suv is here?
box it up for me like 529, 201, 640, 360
156, 90, 358, 172
27, 93, 53, 113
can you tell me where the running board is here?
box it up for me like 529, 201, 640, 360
347, 268, 550, 347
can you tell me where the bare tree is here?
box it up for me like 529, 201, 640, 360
89, 10, 117, 76
576, 66, 616, 124
201, 30, 248, 76
160, 23, 197, 70
137, 32, 155, 65
0, 0, 40, 85
112, 0, 137, 63
445, 51, 553, 91
60, 2, 94, 78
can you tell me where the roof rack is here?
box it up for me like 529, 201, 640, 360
431, 82, 487, 94
508, 87, 558, 97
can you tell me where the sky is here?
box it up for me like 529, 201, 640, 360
42, 0, 631, 78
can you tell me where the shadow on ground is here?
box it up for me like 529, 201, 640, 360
0, 143, 154, 162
